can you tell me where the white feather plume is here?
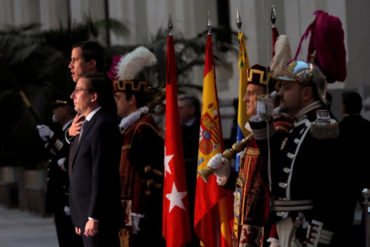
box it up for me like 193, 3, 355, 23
116, 46, 157, 81
270, 35, 292, 76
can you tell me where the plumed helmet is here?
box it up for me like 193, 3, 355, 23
270, 35, 292, 77
110, 46, 157, 93
278, 60, 327, 104
293, 10, 346, 83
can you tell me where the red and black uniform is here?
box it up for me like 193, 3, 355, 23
119, 113, 164, 247
231, 135, 270, 247
230, 117, 292, 247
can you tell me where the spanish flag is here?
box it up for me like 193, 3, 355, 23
194, 33, 233, 247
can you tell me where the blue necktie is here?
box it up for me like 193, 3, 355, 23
79, 120, 87, 142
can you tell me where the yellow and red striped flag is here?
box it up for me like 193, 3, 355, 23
194, 33, 233, 247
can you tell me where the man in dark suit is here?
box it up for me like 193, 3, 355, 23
69, 72, 122, 247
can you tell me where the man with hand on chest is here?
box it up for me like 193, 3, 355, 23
68, 72, 122, 247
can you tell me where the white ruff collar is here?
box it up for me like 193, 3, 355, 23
119, 106, 149, 131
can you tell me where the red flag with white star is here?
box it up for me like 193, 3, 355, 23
162, 33, 191, 247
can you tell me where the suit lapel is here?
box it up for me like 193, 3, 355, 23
69, 138, 79, 178
70, 109, 104, 174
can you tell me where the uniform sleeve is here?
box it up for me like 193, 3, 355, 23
129, 124, 164, 214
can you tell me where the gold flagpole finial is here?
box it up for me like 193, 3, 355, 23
236, 9, 242, 31
168, 14, 173, 35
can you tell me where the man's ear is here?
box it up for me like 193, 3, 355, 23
87, 59, 97, 71
128, 94, 137, 106
301, 86, 313, 101
90, 92, 98, 103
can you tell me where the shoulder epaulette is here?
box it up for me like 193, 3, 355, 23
310, 119, 339, 139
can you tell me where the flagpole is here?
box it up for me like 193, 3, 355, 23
236, 9, 242, 31
271, 5, 278, 59
168, 14, 173, 36
271, 5, 277, 26
207, 11, 212, 34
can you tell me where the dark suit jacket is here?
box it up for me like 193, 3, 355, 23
69, 109, 122, 231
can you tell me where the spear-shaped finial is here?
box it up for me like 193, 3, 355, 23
168, 14, 173, 35
207, 11, 212, 34
271, 5, 277, 26
236, 9, 242, 31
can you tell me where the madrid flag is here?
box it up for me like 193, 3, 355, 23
194, 33, 233, 247
162, 33, 191, 247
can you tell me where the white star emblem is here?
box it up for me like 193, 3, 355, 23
164, 150, 174, 176
165, 183, 187, 213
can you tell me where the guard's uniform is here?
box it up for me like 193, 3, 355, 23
220, 64, 293, 247
109, 46, 165, 247
251, 101, 340, 246
119, 113, 164, 247
229, 117, 292, 247
231, 134, 269, 247
44, 120, 83, 247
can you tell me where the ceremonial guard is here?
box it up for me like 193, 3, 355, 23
249, 60, 341, 246
109, 47, 165, 247
37, 99, 83, 247
206, 64, 292, 247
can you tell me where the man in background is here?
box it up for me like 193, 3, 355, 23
36, 99, 83, 247
111, 46, 164, 247
178, 95, 201, 247
340, 91, 370, 245
67, 41, 105, 140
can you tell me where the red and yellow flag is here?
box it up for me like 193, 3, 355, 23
194, 33, 233, 247
163, 33, 191, 247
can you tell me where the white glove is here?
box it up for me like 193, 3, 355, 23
207, 153, 231, 186
256, 96, 274, 121
57, 158, 67, 171
36, 124, 54, 141
267, 238, 280, 247
131, 213, 145, 235
64, 206, 70, 216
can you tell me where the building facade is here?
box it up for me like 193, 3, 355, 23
1, 0, 370, 123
